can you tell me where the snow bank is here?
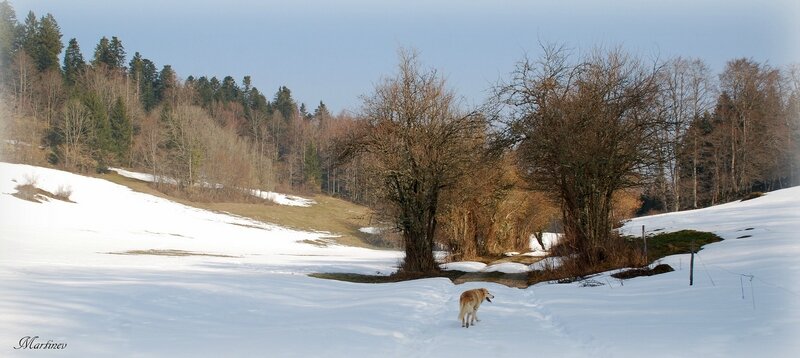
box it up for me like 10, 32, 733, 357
439, 261, 486, 272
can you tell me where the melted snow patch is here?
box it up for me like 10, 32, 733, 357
359, 227, 385, 235
483, 262, 530, 274
439, 261, 486, 272
250, 190, 316, 207
110, 167, 177, 185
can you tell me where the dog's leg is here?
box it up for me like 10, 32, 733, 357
459, 305, 467, 327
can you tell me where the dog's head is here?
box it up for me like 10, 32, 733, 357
481, 288, 494, 303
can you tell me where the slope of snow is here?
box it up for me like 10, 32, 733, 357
2, 162, 799, 357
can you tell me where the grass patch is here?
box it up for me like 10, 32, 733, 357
12, 183, 74, 203
309, 270, 466, 284
98, 171, 383, 248
526, 229, 722, 286
639, 229, 723, 261
109, 249, 238, 258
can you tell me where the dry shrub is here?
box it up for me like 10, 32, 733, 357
438, 154, 559, 261
54, 185, 73, 201
611, 188, 642, 227
529, 232, 648, 285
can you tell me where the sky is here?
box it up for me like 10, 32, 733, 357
11, 0, 800, 114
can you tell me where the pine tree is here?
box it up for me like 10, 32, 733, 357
313, 101, 330, 118
34, 13, 62, 72
303, 142, 322, 189
155, 64, 176, 105
0, 0, 20, 69
108, 36, 125, 69
84, 92, 112, 170
272, 86, 296, 121
91, 36, 112, 68
220, 75, 239, 102
109, 97, 131, 163
20, 11, 36, 59
128, 52, 158, 110
62, 38, 85, 85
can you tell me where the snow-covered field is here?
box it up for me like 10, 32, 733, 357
1, 162, 799, 357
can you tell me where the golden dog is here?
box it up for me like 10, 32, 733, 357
458, 288, 494, 328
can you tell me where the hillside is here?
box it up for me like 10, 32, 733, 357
1, 162, 798, 357
101, 169, 386, 249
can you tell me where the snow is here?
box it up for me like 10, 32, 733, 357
249, 189, 316, 207
530, 232, 562, 252
439, 261, 486, 272
482, 262, 530, 274
109, 167, 178, 185
359, 226, 386, 235
2, 162, 799, 357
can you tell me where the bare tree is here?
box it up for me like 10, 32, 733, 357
60, 98, 90, 169
657, 57, 714, 211
497, 45, 662, 266
340, 49, 486, 273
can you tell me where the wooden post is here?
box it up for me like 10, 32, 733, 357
689, 239, 695, 286
642, 225, 648, 263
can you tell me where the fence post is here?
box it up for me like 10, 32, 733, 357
642, 225, 647, 263
689, 239, 695, 286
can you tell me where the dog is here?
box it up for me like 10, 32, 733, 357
458, 288, 494, 328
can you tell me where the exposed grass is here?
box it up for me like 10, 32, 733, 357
109, 249, 239, 258
526, 229, 723, 286
309, 270, 466, 284
638, 229, 723, 261
98, 172, 382, 248
12, 183, 74, 203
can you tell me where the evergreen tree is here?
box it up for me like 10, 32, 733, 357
220, 75, 239, 102
84, 92, 112, 170
62, 38, 85, 85
193, 76, 213, 108
155, 64, 176, 104
313, 101, 330, 118
92, 36, 112, 68
299, 103, 309, 119
34, 13, 62, 72
303, 142, 322, 189
108, 36, 125, 69
273, 86, 296, 121
128, 52, 158, 110
0, 0, 19, 68
109, 97, 132, 162
19, 11, 36, 59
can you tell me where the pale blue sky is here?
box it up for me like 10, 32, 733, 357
13, 0, 800, 113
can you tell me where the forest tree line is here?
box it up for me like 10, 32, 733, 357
1, 3, 798, 270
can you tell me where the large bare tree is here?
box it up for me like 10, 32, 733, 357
341, 49, 486, 273
497, 45, 663, 266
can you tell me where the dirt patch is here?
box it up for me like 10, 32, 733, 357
12, 184, 74, 203
611, 264, 674, 280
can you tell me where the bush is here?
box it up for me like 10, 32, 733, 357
740, 192, 764, 201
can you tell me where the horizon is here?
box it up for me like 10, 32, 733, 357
12, 0, 800, 114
